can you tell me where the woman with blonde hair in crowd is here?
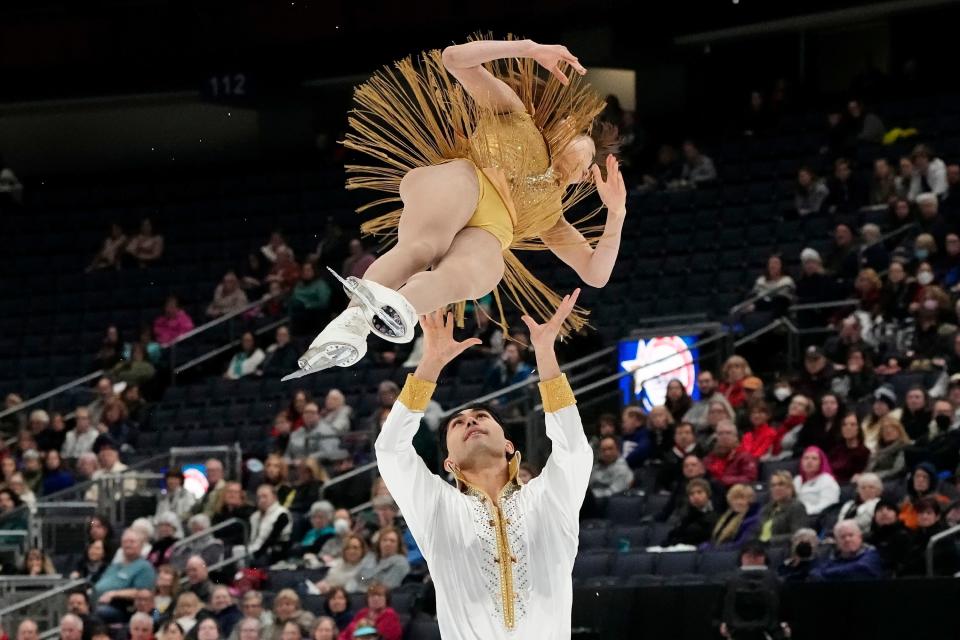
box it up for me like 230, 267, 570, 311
706, 484, 760, 549
263, 454, 294, 507
270, 589, 316, 640
756, 471, 808, 545
316, 534, 371, 594
172, 591, 203, 634
312, 616, 338, 640
154, 564, 180, 615
358, 526, 410, 590
718, 355, 752, 409
854, 268, 883, 317
861, 386, 900, 451
864, 416, 910, 480
19, 548, 55, 575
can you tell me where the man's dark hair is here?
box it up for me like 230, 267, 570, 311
740, 542, 769, 565
67, 587, 89, 603
438, 404, 508, 461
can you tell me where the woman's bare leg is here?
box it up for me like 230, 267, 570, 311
399, 227, 505, 314
361, 160, 480, 290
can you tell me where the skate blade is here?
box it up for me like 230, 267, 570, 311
326, 267, 405, 338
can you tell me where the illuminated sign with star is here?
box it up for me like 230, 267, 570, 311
619, 336, 700, 409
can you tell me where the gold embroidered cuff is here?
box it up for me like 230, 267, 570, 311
398, 374, 437, 412
538, 374, 576, 413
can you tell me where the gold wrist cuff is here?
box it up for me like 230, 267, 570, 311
398, 374, 437, 412
538, 374, 576, 412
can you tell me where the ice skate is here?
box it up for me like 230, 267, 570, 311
326, 267, 417, 343
282, 307, 369, 381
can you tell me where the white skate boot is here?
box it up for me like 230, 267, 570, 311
282, 307, 370, 381
326, 267, 417, 344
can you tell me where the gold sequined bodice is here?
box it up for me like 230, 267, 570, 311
469, 111, 565, 238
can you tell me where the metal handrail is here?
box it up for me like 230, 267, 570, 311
0, 291, 287, 421
0, 577, 87, 618
926, 523, 960, 577
178, 548, 250, 586
789, 298, 859, 312
168, 517, 249, 559
0, 370, 105, 420
167, 291, 285, 346
173, 316, 289, 375
320, 462, 379, 498
729, 283, 795, 316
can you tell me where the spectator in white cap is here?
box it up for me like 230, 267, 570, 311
861, 386, 901, 451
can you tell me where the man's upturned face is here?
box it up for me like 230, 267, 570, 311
444, 409, 512, 470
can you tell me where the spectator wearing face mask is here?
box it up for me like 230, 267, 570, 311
320, 509, 356, 561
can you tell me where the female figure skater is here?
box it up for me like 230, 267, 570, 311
285, 37, 627, 380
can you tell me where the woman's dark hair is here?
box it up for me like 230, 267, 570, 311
161, 621, 185, 635
438, 403, 508, 460
88, 514, 115, 543
664, 379, 692, 422
324, 586, 350, 615
0, 488, 22, 509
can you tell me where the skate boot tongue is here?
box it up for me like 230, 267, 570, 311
325, 267, 417, 344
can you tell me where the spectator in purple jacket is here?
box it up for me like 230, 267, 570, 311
153, 296, 195, 346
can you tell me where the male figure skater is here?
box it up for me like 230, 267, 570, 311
376, 290, 592, 639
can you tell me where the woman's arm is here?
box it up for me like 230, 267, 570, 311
541, 215, 623, 288
442, 39, 585, 113
541, 154, 627, 288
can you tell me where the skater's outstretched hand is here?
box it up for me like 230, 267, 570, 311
520, 288, 580, 380
591, 154, 627, 220
413, 310, 482, 383
530, 42, 587, 86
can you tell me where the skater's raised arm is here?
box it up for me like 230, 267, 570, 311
519, 289, 594, 535
374, 310, 480, 550
541, 154, 627, 288
442, 39, 587, 113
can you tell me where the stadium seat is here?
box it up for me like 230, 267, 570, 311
654, 551, 697, 576
605, 495, 645, 525
573, 550, 611, 579
611, 551, 655, 578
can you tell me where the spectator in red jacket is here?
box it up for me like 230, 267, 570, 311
718, 356, 752, 409
152, 296, 195, 346
828, 412, 870, 484
338, 583, 401, 640
739, 400, 777, 459
705, 420, 759, 488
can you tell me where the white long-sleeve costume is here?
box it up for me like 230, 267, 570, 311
375, 373, 593, 640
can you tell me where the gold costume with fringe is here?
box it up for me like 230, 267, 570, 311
343, 40, 607, 335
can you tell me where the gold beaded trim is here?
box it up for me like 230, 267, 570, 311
538, 374, 576, 413
398, 374, 436, 412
